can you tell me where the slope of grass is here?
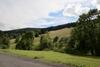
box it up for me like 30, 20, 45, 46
49, 28, 72, 38
1, 49, 100, 67
33, 28, 72, 46
9, 28, 72, 48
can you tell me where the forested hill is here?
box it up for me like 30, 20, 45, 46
0, 23, 76, 38
43, 22, 75, 31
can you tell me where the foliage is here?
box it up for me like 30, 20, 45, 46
52, 36, 68, 53
67, 9, 100, 56
15, 36, 21, 43
53, 36, 59, 43
16, 32, 34, 50
0, 36, 10, 49
95, 16, 100, 56
39, 32, 52, 50
35, 32, 39, 37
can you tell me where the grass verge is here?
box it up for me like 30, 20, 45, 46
0, 49, 100, 67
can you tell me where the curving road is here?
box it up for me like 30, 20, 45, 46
0, 54, 55, 67
0, 54, 69, 67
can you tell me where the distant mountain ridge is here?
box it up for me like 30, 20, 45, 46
0, 23, 76, 38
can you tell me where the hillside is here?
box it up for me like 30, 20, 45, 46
49, 28, 73, 38
33, 28, 72, 47
0, 23, 75, 39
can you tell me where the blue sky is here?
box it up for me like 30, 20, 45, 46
0, 0, 99, 30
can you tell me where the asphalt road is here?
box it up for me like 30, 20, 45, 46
0, 54, 69, 67
0, 54, 54, 67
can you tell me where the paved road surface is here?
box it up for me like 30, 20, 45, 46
0, 54, 68, 67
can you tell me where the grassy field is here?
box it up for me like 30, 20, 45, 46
0, 49, 100, 67
34, 28, 72, 45
49, 28, 72, 38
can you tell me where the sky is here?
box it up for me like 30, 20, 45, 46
0, 0, 100, 31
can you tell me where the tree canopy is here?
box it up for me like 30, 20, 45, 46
67, 9, 100, 56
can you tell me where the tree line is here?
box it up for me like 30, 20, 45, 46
15, 31, 67, 53
67, 9, 100, 56
0, 23, 75, 39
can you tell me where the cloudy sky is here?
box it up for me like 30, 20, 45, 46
0, 0, 100, 30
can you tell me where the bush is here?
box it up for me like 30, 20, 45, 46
15, 36, 21, 43
53, 36, 59, 43
39, 33, 52, 50
0, 37, 10, 49
52, 37, 68, 53
35, 32, 39, 37
66, 9, 100, 56
16, 32, 34, 50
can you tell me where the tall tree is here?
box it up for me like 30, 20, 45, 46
16, 32, 34, 50
95, 15, 100, 56
67, 9, 100, 55
0, 36, 10, 49
39, 32, 52, 50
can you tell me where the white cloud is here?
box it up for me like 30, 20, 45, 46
96, 0, 100, 10
0, 0, 67, 30
63, 0, 96, 17
0, 0, 99, 30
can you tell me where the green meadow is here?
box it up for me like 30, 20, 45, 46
0, 49, 100, 67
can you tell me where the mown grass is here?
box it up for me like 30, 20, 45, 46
0, 49, 100, 67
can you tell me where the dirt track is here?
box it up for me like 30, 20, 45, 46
0, 54, 69, 67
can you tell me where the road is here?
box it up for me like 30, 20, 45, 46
0, 54, 69, 67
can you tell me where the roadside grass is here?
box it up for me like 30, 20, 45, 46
0, 49, 100, 67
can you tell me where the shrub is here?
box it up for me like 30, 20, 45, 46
39, 32, 52, 50
0, 37, 10, 49
67, 9, 100, 56
52, 37, 68, 53
16, 32, 34, 50
15, 36, 21, 43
